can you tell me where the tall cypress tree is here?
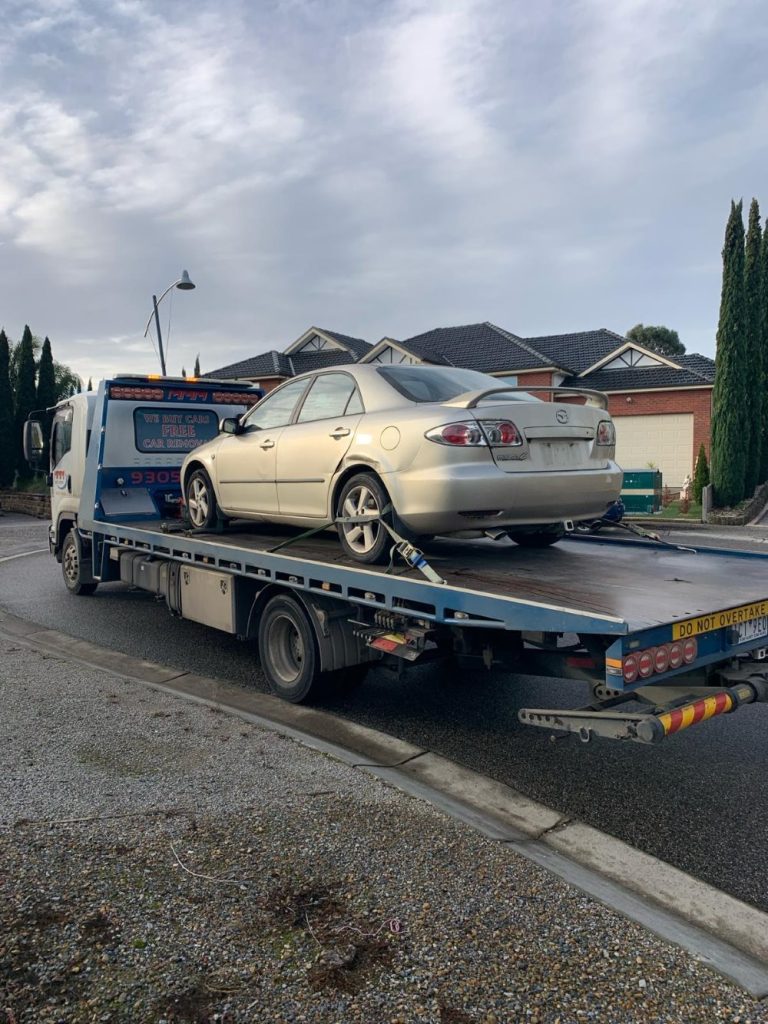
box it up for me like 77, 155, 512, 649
760, 219, 768, 484
0, 331, 14, 487
712, 201, 747, 507
194, 354, 201, 377
14, 326, 38, 480
36, 337, 57, 468
87, 377, 93, 392
744, 200, 763, 492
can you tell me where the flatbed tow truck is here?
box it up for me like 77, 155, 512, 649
25, 375, 768, 746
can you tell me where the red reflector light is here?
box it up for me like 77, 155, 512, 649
638, 650, 655, 678
622, 654, 639, 683
654, 645, 670, 674
668, 642, 684, 669
683, 638, 698, 664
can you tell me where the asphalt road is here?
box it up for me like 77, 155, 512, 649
3, 514, 768, 913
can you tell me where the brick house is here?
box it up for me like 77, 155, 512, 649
207, 327, 371, 394
208, 321, 714, 487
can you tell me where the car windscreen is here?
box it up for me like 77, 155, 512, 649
133, 407, 221, 453
377, 366, 539, 404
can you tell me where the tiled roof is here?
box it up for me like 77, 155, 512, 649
567, 359, 714, 392
526, 329, 628, 375
205, 348, 357, 380
317, 329, 371, 357
399, 322, 551, 372
288, 350, 356, 373
205, 350, 291, 380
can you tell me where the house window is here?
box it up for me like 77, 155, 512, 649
497, 375, 518, 386
370, 345, 418, 365
603, 348, 664, 370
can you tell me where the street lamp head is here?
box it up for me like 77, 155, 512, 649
176, 269, 195, 291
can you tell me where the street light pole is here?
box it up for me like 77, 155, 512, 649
143, 270, 196, 376
152, 294, 166, 376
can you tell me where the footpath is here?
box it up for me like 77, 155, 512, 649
2, 633, 767, 1024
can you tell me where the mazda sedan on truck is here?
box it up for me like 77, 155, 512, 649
180, 364, 622, 562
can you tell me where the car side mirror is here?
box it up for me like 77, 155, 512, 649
220, 417, 242, 435
23, 420, 45, 467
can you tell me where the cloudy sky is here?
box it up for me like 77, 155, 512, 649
1, 0, 767, 384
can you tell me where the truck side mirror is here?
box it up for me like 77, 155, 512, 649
220, 417, 242, 435
23, 420, 45, 467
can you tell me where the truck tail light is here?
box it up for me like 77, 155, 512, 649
621, 638, 698, 685
596, 420, 615, 445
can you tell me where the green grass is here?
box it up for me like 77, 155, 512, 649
655, 500, 702, 520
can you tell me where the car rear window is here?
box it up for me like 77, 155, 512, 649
377, 366, 538, 404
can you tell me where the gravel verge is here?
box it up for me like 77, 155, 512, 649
2, 636, 768, 1023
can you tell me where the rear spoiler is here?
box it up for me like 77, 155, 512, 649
445, 386, 609, 411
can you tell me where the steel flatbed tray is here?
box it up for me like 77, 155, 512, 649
92, 519, 768, 639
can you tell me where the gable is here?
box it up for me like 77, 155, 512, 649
367, 342, 420, 365
601, 347, 667, 370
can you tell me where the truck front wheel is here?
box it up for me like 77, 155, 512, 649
62, 530, 98, 596
258, 593, 321, 703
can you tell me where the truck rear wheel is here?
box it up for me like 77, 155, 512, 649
62, 530, 98, 596
258, 593, 322, 703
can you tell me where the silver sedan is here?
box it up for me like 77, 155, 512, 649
181, 364, 622, 562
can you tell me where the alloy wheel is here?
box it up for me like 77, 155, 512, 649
188, 476, 210, 528
341, 484, 382, 555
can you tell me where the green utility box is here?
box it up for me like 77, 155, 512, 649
621, 469, 663, 514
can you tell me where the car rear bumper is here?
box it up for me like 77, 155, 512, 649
384, 462, 623, 534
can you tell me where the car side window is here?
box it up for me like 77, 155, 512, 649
297, 374, 363, 423
242, 379, 310, 431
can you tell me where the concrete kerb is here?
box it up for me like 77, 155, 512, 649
2, 606, 768, 997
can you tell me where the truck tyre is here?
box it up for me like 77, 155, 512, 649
336, 472, 392, 565
258, 593, 322, 703
62, 530, 98, 595
507, 526, 565, 548
185, 468, 219, 530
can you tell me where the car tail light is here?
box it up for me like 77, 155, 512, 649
596, 420, 615, 445
480, 420, 522, 446
425, 419, 523, 447
426, 421, 486, 446
621, 638, 698, 686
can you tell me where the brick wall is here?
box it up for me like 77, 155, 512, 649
0, 490, 51, 519
516, 370, 554, 400
607, 387, 713, 461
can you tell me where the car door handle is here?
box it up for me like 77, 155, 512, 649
329, 427, 351, 438
259, 438, 275, 449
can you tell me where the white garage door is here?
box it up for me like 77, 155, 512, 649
614, 413, 694, 488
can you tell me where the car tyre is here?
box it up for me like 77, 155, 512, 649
507, 526, 565, 548
185, 468, 219, 530
336, 472, 393, 564
62, 530, 98, 595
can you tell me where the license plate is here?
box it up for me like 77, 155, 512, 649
736, 616, 768, 644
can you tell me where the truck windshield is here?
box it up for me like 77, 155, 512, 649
377, 366, 538, 404
133, 407, 220, 453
